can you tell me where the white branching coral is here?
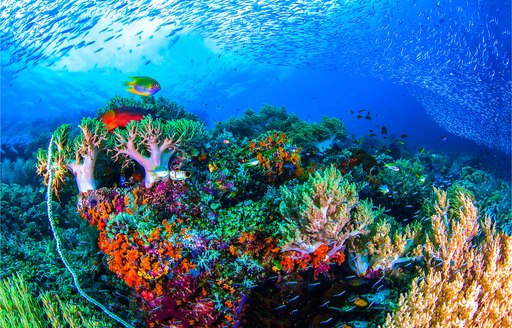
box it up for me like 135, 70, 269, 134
36, 118, 107, 194
113, 116, 206, 187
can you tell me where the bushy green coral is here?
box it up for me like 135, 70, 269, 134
287, 116, 346, 151
0, 273, 117, 328
215, 105, 346, 152
211, 200, 270, 240
214, 104, 302, 139
279, 165, 377, 256
99, 95, 199, 122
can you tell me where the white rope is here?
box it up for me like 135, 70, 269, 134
45, 135, 133, 328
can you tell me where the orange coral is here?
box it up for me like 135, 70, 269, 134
248, 131, 303, 183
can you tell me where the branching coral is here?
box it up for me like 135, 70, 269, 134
36, 118, 107, 194
112, 116, 206, 187
384, 189, 512, 327
278, 165, 378, 275
346, 218, 423, 277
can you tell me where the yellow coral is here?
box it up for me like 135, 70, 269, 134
383, 189, 512, 327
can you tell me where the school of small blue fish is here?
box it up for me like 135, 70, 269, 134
1, 0, 510, 151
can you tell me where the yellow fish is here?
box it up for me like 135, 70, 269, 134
125, 76, 160, 96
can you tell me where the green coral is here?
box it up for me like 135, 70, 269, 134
278, 165, 377, 255
0, 273, 117, 328
212, 199, 270, 240
215, 105, 346, 152
99, 95, 199, 122
287, 116, 346, 150
214, 104, 302, 139
171, 118, 208, 144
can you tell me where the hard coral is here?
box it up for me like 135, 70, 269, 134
384, 189, 512, 327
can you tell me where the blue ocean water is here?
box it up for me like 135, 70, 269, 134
1, 1, 511, 327
1, 0, 511, 158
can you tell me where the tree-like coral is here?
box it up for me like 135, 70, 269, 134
383, 189, 512, 327
278, 165, 379, 275
112, 116, 206, 187
36, 118, 107, 195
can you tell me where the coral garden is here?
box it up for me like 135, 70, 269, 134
1, 95, 511, 328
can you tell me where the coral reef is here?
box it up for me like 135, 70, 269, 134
9, 95, 510, 328
76, 178, 280, 327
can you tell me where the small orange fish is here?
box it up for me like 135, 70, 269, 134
353, 297, 368, 307
99, 107, 144, 132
